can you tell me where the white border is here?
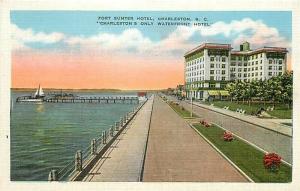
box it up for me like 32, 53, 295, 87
1, 0, 299, 190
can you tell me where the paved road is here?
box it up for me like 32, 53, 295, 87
82, 96, 154, 181
142, 96, 247, 182
167, 96, 292, 164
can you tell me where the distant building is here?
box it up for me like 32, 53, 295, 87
184, 42, 288, 100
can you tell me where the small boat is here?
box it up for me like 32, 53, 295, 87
16, 85, 45, 103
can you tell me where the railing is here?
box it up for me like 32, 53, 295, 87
48, 100, 147, 181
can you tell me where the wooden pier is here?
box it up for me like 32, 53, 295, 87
44, 96, 139, 104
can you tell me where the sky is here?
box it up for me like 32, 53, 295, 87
11, 11, 292, 90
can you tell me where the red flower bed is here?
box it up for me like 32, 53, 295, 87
223, 131, 234, 141
200, 120, 211, 127
263, 153, 282, 172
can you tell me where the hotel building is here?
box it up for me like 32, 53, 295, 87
184, 42, 288, 100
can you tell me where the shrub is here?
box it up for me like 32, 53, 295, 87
263, 153, 282, 172
223, 131, 234, 141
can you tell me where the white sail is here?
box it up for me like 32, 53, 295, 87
39, 87, 45, 96
34, 89, 39, 97
34, 85, 45, 98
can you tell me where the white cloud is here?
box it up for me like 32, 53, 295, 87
65, 28, 153, 53
11, 24, 65, 50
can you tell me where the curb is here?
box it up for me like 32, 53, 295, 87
139, 96, 155, 181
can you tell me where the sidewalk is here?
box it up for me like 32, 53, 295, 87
82, 96, 154, 181
142, 96, 247, 182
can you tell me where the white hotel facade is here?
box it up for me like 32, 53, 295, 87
184, 42, 288, 100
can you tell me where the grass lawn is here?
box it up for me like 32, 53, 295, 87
193, 123, 292, 182
205, 101, 292, 119
167, 101, 198, 118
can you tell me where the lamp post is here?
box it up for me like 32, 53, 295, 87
190, 85, 193, 118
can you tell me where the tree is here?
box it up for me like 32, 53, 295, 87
265, 76, 283, 109
256, 79, 268, 107
225, 82, 236, 102
280, 71, 293, 108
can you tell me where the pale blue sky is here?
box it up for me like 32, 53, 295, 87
11, 11, 292, 51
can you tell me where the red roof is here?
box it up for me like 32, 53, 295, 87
184, 43, 232, 57
138, 92, 147, 97
229, 47, 287, 56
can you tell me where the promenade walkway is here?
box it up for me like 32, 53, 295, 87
167, 96, 292, 164
82, 96, 154, 181
142, 96, 247, 182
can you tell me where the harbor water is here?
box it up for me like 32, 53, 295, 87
10, 91, 138, 181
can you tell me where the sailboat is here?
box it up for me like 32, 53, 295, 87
16, 85, 45, 103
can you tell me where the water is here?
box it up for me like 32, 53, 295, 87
10, 91, 138, 181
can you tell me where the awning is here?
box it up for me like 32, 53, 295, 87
207, 90, 219, 96
220, 90, 229, 96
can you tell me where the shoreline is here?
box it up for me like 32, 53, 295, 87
11, 88, 159, 93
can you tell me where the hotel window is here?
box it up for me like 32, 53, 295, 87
210, 64, 214, 68
252, 62, 254, 66
248, 68, 251, 71
279, 66, 282, 70
255, 67, 258, 70
210, 70, 214, 74
279, 60, 283, 64
222, 64, 226, 68
209, 83, 216, 88
231, 68, 236, 72
260, 66, 262, 70
238, 56, 242, 61
256, 54, 258, 59
238, 62, 242, 66
260, 60, 262, 64
260, 54, 262, 58
252, 68, 254, 71
244, 56, 248, 61
248, 73, 250, 77
255, 72, 258, 76
222, 77, 226, 81
269, 66, 272, 70
210, 57, 214, 62
269, 60, 272, 64
244, 63, 247, 66
260, 72, 262, 76
268, 72, 272, 76
238, 68, 242, 72
252, 73, 254, 77
244, 73, 247, 77
256, 61, 258, 65
230, 62, 236, 66
222, 70, 226, 75
222, 57, 226, 62
210, 76, 214, 81
279, 72, 282, 75
244, 68, 247, 72
238, 73, 242, 77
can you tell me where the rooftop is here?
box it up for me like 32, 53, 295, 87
184, 43, 232, 57
184, 42, 288, 57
